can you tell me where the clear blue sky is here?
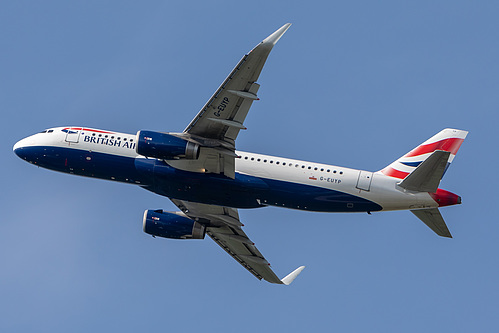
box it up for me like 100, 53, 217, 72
2, 1, 498, 332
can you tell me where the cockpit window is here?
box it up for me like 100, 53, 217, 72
40, 130, 47, 133
47, 130, 53, 133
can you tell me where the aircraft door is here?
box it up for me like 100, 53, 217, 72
356, 170, 373, 191
65, 127, 81, 143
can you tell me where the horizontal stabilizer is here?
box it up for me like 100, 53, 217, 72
411, 208, 452, 238
398, 150, 450, 193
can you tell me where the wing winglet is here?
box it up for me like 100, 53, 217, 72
281, 266, 306, 285
262, 23, 292, 46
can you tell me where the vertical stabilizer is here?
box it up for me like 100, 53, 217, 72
379, 128, 468, 180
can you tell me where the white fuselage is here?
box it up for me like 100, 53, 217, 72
13, 127, 440, 213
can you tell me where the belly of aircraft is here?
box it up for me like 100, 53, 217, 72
20, 145, 383, 213
142, 160, 382, 212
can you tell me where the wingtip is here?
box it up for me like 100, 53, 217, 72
262, 23, 292, 46
281, 265, 305, 285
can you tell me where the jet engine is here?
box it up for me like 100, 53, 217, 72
143, 209, 205, 239
136, 130, 200, 160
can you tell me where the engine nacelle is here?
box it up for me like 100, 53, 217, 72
143, 210, 205, 239
136, 130, 199, 160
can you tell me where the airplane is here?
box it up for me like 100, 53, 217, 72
13, 23, 468, 285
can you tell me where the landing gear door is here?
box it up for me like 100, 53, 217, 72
65, 127, 81, 143
356, 171, 373, 191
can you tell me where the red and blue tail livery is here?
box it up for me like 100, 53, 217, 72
13, 24, 468, 284
380, 128, 467, 180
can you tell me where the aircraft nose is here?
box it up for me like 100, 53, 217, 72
13, 140, 25, 159
13, 139, 22, 152
13, 136, 33, 160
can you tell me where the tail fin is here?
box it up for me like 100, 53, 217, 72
379, 128, 468, 181
380, 129, 468, 238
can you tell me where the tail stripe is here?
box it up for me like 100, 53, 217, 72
405, 138, 465, 157
383, 167, 410, 179
401, 161, 422, 167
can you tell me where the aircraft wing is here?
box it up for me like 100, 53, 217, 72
170, 24, 291, 179
183, 23, 291, 147
170, 198, 304, 285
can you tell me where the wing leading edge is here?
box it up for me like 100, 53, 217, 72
170, 199, 304, 285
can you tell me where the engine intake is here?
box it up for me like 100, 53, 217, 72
143, 210, 205, 239
136, 130, 199, 160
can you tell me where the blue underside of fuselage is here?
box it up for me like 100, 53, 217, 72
14, 146, 382, 213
